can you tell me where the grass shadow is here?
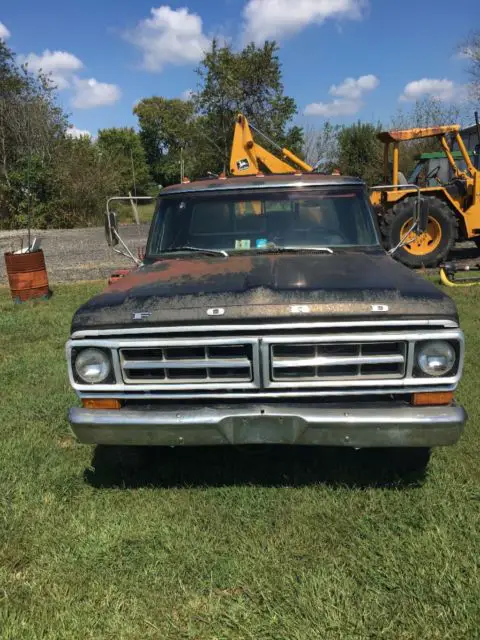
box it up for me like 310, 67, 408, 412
84, 445, 429, 490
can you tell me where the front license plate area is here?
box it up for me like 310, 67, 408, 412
229, 416, 305, 444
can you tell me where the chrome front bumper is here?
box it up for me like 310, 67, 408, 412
69, 403, 467, 447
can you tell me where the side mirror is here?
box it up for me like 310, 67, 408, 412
416, 197, 429, 234
105, 210, 119, 247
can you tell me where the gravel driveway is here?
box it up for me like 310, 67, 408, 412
0, 224, 149, 285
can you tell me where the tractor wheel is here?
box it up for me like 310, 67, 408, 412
381, 197, 456, 268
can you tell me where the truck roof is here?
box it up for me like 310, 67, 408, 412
160, 173, 364, 196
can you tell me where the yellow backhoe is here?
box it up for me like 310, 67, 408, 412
229, 113, 480, 268
372, 123, 480, 268
230, 114, 312, 176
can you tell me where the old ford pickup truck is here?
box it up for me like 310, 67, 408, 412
66, 174, 466, 469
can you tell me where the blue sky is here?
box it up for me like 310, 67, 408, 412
0, 0, 476, 137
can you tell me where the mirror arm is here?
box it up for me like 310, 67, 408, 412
112, 227, 142, 265
105, 195, 156, 264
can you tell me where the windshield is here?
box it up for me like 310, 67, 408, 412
146, 187, 379, 257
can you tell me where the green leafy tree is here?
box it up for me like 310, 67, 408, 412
48, 136, 121, 228
0, 41, 131, 229
134, 42, 304, 184
337, 122, 383, 185
134, 97, 203, 185
3, 135, 123, 229
97, 127, 152, 196
0, 40, 67, 227
194, 39, 303, 174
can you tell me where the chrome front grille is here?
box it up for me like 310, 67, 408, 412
119, 335, 406, 388
68, 321, 464, 398
269, 341, 406, 383
120, 340, 257, 387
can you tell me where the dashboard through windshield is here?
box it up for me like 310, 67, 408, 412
146, 187, 379, 256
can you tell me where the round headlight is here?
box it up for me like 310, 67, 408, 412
74, 348, 111, 384
417, 340, 455, 376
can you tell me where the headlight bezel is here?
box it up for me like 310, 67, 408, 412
73, 347, 114, 385
414, 339, 459, 378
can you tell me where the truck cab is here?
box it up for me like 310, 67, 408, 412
66, 174, 466, 471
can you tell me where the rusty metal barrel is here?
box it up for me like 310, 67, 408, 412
4, 250, 51, 303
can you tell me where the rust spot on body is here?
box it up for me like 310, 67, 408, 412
106, 256, 261, 293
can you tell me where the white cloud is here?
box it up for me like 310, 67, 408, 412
20, 50, 83, 89
126, 6, 210, 72
0, 21, 10, 40
18, 48, 122, 111
66, 126, 92, 139
71, 78, 121, 109
400, 78, 456, 102
243, 0, 367, 44
330, 74, 379, 99
304, 73, 379, 117
304, 98, 362, 117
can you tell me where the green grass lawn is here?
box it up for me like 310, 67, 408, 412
0, 281, 479, 639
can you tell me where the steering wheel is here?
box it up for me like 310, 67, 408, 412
425, 165, 442, 185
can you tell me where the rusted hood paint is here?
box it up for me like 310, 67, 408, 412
72, 252, 457, 331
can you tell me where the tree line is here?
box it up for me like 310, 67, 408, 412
0, 35, 477, 230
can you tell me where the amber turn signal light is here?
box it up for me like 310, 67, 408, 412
82, 398, 121, 410
412, 391, 453, 406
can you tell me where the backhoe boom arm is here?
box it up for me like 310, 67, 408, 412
230, 114, 312, 176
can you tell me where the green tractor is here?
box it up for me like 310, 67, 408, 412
408, 150, 476, 188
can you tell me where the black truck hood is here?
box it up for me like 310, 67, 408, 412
72, 251, 457, 332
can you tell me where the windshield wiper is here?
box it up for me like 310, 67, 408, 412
259, 245, 334, 254
168, 246, 229, 258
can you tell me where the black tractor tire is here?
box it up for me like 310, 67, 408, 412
381, 196, 456, 268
